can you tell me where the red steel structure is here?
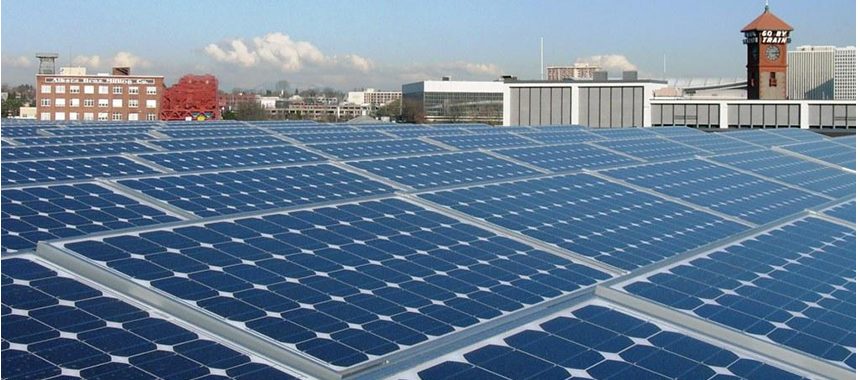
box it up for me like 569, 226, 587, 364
160, 74, 221, 121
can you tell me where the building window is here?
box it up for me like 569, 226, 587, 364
84, 99, 95, 107
146, 113, 157, 121
129, 87, 139, 95
41, 98, 51, 107
129, 99, 139, 108
146, 86, 157, 95
54, 98, 65, 107
146, 99, 157, 108
112, 99, 123, 107
69, 112, 79, 121
112, 112, 122, 121
98, 99, 109, 107
84, 112, 94, 121
84, 85, 95, 94
70, 98, 80, 107
128, 112, 139, 121
55, 112, 65, 120
70, 86, 80, 94
41, 85, 51, 94
98, 85, 109, 94
769, 72, 777, 87
41, 112, 51, 120
98, 112, 109, 121
113, 86, 123, 95
55, 85, 65, 94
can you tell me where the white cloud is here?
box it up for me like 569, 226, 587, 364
2, 55, 32, 68
575, 54, 638, 72
72, 55, 101, 68
204, 32, 373, 73
395, 61, 504, 82
111, 52, 151, 69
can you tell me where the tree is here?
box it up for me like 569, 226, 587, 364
222, 109, 237, 120
235, 101, 267, 120
375, 99, 401, 119
2, 93, 23, 118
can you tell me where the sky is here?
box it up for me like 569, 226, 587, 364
1, 0, 856, 91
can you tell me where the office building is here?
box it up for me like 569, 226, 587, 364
346, 88, 401, 106
546, 63, 601, 81
401, 79, 504, 124
834, 46, 856, 100
35, 65, 164, 122
788, 46, 835, 100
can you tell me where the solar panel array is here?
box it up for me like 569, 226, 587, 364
0, 119, 854, 380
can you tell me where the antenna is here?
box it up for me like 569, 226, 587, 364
540, 37, 544, 80
765, 0, 769, 11
663, 54, 667, 78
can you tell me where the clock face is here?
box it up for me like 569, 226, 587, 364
765, 45, 780, 61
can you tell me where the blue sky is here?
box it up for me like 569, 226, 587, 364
2, 0, 855, 90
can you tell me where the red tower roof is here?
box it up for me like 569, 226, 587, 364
741, 6, 793, 32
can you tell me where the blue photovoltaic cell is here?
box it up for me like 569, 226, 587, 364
409, 302, 805, 380
348, 152, 540, 190
723, 130, 799, 147
709, 150, 855, 198
269, 126, 358, 134
13, 133, 154, 145
2, 142, 156, 161
494, 143, 639, 172
428, 133, 539, 149
2, 157, 159, 186
309, 139, 449, 160
160, 128, 271, 138
355, 124, 426, 131
779, 140, 856, 170
118, 164, 395, 217
647, 126, 704, 136
419, 174, 747, 270
388, 129, 474, 138
138, 146, 323, 171
150, 136, 289, 151
519, 131, 605, 144
283, 131, 392, 143
823, 200, 855, 223
592, 138, 707, 161
1, 127, 49, 137
460, 127, 536, 134
603, 159, 830, 225
832, 135, 855, 147
60, 198, 610, 369
1, 257, 299, 380
672, 133, 763, 155
587, 128, 657, 140
764, 129, 827, 142
2, 183, 180, 253
623, 217, 856, 369
46, 127, 154, 136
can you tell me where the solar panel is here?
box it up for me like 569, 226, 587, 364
348, 152, 540, 190
588, 128, 657, 140
428, 133, 539, 149
308, 139, 449, 160
45, 127, 154, 136
160, 128, 271, 139
619, 216, 855, 369
2, 157, 160, 186
117, 164, 395, 217
149, 136, 289, 151
709, 150, 856, 198
2, 183, 181, 253
282, 131, 392, 143
647, 126, 705, 136
137, 146, 324, 172
592, 138, 707, 161
463, 127, 536, 134
1, 127, 53, 137
419, 173, 747, 270
602, 159, 831, 225
269, 126, 358, 135
2, 142, 156, 161
12, 133, 154, 145
764, 128, 828, 142
1, 256, 303, 379
388, 129, 474, 138
821, 200, 856, 223
519, 131, 605, 144
723, 130, 799, 147
494, 143, 639, 172
403, 300, 806, 380
832, 135, 855, 147
54, 198, 610, 370
778, 140, 856, 170
671, 133, 763, 155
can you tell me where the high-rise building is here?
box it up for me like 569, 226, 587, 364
834, 46, 856, 100
787, 46, 856, 100
35, 62, 164, 122
546, 63, 601, 81
742, 5, 793, 100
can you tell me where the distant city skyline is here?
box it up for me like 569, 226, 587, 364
2, 0, 855, 91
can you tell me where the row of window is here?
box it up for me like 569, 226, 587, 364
40, 98, 157, 108
40, 84, 157, 95
40, 112, 157, 121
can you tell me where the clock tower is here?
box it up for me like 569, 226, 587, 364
742, 4, 793, 99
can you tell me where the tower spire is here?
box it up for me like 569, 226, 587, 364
765, 0, 769, 11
